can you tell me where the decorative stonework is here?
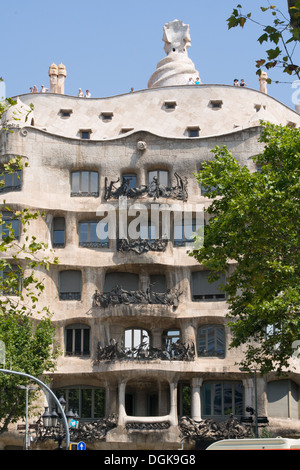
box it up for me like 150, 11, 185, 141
92, 286, 182, 308
104, 172, 188, 201
117, 237, 168, 254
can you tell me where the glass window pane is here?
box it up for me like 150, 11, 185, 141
54, 230, 65, 245
213, 383, 222, 415
83, 328, 90, 355
148, 171, 157, 184
202, 383, 211, 416
234, 383, 243, 415
94, 389, 105, 418
74, 329, 81, 354
223, 383, 233, 416
90, 172, 98, 193
80, 223, 89, 243
71, 172, 80, 193
81, 171, 89, 193
158, 170, 168, 187
68, 389, 80, 413
66, 329, 73, 354
89, 222, 98, 243
123, 174, 136, 189
81, 389, 92, 419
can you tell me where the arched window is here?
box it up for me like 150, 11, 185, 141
55, 386, 105, 419
197, 325, 225, 357
65, 324, 90, 357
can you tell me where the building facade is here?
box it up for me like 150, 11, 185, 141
1, 20, 300, 450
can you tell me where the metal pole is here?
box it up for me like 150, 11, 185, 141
254, 369, 258, 438
0, 369, 70, 450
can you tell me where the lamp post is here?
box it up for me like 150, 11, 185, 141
41, 395, 77, 449
17, 384, 38, 450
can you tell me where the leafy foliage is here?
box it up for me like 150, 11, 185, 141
190, 123, 300, 375
0, 94, 60, 434
227, 2, 300, 80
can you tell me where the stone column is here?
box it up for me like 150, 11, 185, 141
118, 379, 127, 426
169, 377, 179, 426
191, 377, 203, 421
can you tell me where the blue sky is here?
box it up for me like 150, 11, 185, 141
1, 0, 298, 109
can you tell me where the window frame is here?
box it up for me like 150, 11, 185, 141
59, 270, 82, 301
70, 170, 99, 197
65, 323, 90, 357
79, 219, 109, 248
197, 324, 225, 357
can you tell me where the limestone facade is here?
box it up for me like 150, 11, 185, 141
1, 20, 300, 450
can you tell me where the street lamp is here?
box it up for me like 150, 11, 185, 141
41, 395, 76, 449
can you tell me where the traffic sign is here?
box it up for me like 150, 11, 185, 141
69, 419, 78, 428
78, 441, 86, 450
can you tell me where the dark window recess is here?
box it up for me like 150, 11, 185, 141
59, 270, 82, 300
104, 272, 139, 293
197, 325, 225, 357
187, 127, 200, 137
65, 325, 90, 357
191, 271, 225, 301
80, 130, 91, 139
148, 170, 169, 187
53, 217, 65, 247
79, 220, 109, 248
71, 171, 99, 197
0, 169, 22, 193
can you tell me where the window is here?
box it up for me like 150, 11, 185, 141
71, 171, 99, 197
187, 126, 200, 137
191, 271, 225, 301
79, 220, 109, 248
1, 211, 20, 240
163, 329, 181, 359
53, 217, 65, 247
0, 169, 22, 193
104, 272, 139, 292
150, 274, 166, 293
120, 128, 134, 134
267, 380, 299, 419
122, 173, 137, 190
202, 382, 243, 417
197, 325, 225, 357
209, 100, 223, 109
65, 324, 90, 357
55, 387, 105, 419
174, 216, 197, 247
148, 170, 169, 187
59, 109, 73, 118
100, 112, 113, 121
79, 129, 92, 139
1, 265, 21, 295
59, 270, 82, 300
124, 328, 150, 357
164, 101, 177, 110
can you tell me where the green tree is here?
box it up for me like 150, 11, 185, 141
227, 1, 300, 80
190, 123, 300, 375
0, 93, 59, 434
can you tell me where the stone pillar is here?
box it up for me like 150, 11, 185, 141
57, 63, 67, 94
191, 377, 203, 421
48, 63, 58, 93
242, 378, 253, 413
118, 379, 127, 426
169, 377, 179, 426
